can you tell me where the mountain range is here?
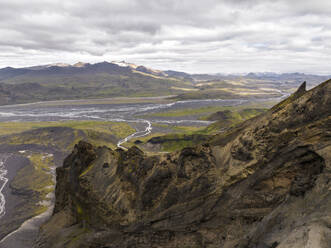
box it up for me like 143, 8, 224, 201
0, 61, 189, 105
0, 61, 329, 105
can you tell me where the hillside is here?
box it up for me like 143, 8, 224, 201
0, 121, 134, 243
0, 62, 192, 105
35, 80, 331, 247
0, 61, 329, 105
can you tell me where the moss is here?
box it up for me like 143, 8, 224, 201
80, 163, 94, 177
11, 159, 53, 194
271, 82, 307, 112
133, 107, 266, 152
0, 120, 134, 140
0, 120, 135, 152
64, 227, 91, 248
202, 108, 266, 134
141, 106, 228, 118
3, 151, 56, 238
74, 199, 91, 225
140, 101, 271, 121
170, 126, 204, 133
147, 133, 210, 152
76, 204, 84, 216
271, 94, 297, 112
34, 205, 49, 215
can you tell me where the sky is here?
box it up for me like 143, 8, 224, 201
0, 0, 330, 74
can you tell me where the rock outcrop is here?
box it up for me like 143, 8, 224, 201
36, 80, 331, 248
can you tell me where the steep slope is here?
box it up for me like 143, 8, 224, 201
0, 121, 135, 244
36, 80, 331, 248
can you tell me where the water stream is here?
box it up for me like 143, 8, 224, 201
0, 96, 282, 247
0, 155, 9, 220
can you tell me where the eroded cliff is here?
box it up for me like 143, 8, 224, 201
36, 80, 331, 248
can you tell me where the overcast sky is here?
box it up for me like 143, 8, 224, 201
0, 0, 330, 74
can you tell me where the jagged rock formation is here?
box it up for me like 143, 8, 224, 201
36, 80, 331, 248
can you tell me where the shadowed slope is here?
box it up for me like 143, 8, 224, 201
36, 80, 331, 248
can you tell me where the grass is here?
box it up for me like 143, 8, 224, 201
141, 100, 274, 120
126, 124, 211, 152
11, 153, 54, 194
0, 119, 137, 238
173, 89, 281, 101
0, 120, 136, 151
80, 163, 94, 177
201, 108, 267, 134
0, 69, 193, 105
141, 106, 227, 118
62, 121, 135, 140
131, 106, 269, 152
162, 134, 209, 152
170, 125, 205, 133
10, 152, 56, 222
0, 120, 134, 137
146, 133, 211, 152
0, 105, 268, 154
0, 118, 135, 234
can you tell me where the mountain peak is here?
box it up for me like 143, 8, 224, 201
294, 81, 306, 95
271, 81, 308, 112
111, 60, 138, 69
47, 63, 71, 68
73, 62, 88, 68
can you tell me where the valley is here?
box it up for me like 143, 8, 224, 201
0, 62, 329, 248
0, 94, 275, 246
1, 0, 330, 247
34, 79, 331, 248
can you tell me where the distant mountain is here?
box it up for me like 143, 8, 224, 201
111, 60, 138, 69
163, 70, 194, 81
0, 67, 31, 81
0, 61, 196, 105
0, 61, 329, 105
0, 61, 172, 80
72, 62, 90, 68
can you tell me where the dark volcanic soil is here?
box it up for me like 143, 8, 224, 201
0, 154, 30, 236
0, 144, 67, 248
35, 81, 331, 247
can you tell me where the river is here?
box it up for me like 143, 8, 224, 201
0, 96, 275, 247
0, 155, 9, 219
0, 98, 251, 148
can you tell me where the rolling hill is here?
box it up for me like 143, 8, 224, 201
0, 61, 329, 105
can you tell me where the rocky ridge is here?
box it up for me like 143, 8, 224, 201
36, 80, 331, 248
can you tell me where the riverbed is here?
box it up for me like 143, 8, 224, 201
0, 96, 277, 247
0, 98, 251, 147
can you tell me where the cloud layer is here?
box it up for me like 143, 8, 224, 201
0, 0, 330, 74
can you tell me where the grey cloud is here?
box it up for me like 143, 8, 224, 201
0, 0, 330, 74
